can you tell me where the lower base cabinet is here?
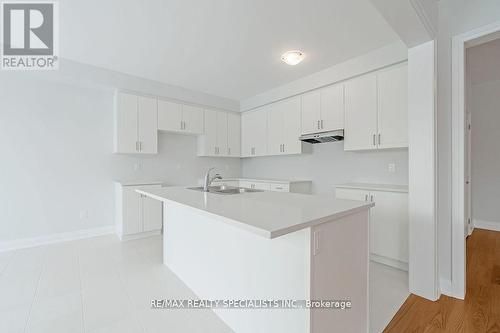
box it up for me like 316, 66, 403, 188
335, 185, 409, 270
115, 183, 163, 240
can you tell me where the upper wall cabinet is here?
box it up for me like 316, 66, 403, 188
268, 97, 302, 155
158, 99, 204, 135
344, 63, 408, 151
114, 92, 158, 154
301, 83, 344, 135
241, 107, 268, 157
197, 110, 240, 157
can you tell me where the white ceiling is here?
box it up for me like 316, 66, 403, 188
60, 0, 400, 101
468, 37, 500, 85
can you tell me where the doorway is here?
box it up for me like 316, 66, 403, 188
452, 21, 500, 299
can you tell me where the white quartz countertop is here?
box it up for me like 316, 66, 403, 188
114, 180, 167, 186
137, 186, 374, 239
214, 178, 311, 184
335, 183, 409, 193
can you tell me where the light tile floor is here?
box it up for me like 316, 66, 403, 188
0, 235, 408, 333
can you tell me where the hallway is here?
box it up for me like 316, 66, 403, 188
384, 229, 500, 332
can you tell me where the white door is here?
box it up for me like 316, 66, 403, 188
377, 64, 408, 149
137, 96, 158, 154
115, 92, 138, 153
122, 187, 142, 235
369, 191, 409, 263
344, 74, 378, 151
282, 97, 302, 154
182, 105, 204, 134
320, 83, 344, 131
158, 99, 182, 132
142, 195, 163, 232
227, 113, 241, 157
301, 91, 321, 135
267, 103, 284, 155
202, 109, 217, 156
216, 111, 228, 156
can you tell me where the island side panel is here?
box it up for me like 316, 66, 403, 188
163, 202, 311, 333
310, 210, 369, 333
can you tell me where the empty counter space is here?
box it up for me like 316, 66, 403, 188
335, 183, 409, 270
138, 186, 374, 333
212, 178, 312, 193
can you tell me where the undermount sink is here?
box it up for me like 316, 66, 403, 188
187, 186, 263, 195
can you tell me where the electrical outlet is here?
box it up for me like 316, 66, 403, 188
388, 163, 396, 173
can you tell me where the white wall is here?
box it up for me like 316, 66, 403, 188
470, 80, 500, 225
436, 0, 500, 286
242, 144, 408, 195
0, 75, 240, 243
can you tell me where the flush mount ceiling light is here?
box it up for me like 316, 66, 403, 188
281, 50, 305, 66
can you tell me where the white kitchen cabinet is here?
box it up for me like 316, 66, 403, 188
241, 107, 268, 157
267, 97, 302, 155
377, 64, 408, 149
213, 179, 311, 194
115, 183, 163, 240
158, 99, 204, 134
227, 112, 241, 157
301, 84, 344, 135
344, 74, 378, 151
344, 63, 408, 151
114, 92, 158, 154
335, 184, 408, 270
198, 110, 240, 157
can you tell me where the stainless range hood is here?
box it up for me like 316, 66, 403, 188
299, 129, 344, 144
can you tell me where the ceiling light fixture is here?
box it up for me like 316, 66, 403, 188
281, 50, 305, 66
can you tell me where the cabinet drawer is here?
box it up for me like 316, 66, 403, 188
270, 183, 289, 192
240, 181, 270, 191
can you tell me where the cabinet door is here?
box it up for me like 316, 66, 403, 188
301, 91, 321, 135
115, 92, 138, 153
335, 188, 369, 202
202, 109, 217, 156
227, 113, 241, 157
216, 111, 228, 156
320, 83, 344, 131
344, 75, 378, 151
377, 64, 408, 149
241, 111, 253, 157
369, 191, 408, 263
253, 108, 268, 156
137, 96, 158, 154
182, 105, 204, 134
142, 195, 163, 232
122, 187, 142, 235
282, 97, 302, 154
267, 103, 284, 155
158, 99, 182, 132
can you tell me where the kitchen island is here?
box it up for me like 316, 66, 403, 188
137, 186, 374, 333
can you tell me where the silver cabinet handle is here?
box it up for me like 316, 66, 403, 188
370, 195, 374, 202
365, 194, 368, 202
378, 133, 381, 146
139, 141, 142, 151
228, 147, 231, 155
317, 120, 320, 130
373, 134, 376, 146
321, 119, 324, 129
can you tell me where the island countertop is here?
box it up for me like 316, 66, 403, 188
137, 186, 374, 239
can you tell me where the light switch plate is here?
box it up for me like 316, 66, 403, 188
388, 163, 396, 173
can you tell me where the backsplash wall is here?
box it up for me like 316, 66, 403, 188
241, 143, 408, 195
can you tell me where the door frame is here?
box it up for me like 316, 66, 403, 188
451, 20, 500, 299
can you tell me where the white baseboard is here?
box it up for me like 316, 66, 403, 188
440, 278, 453, 297
370, 253, 408, 271
118, 230, 161, 241
0, 226, 116, 252
474, 219, 500, 232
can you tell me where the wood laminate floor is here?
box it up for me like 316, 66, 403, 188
384, 228, 500, 333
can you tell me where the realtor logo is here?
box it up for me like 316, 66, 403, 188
1, 1, 58, 70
